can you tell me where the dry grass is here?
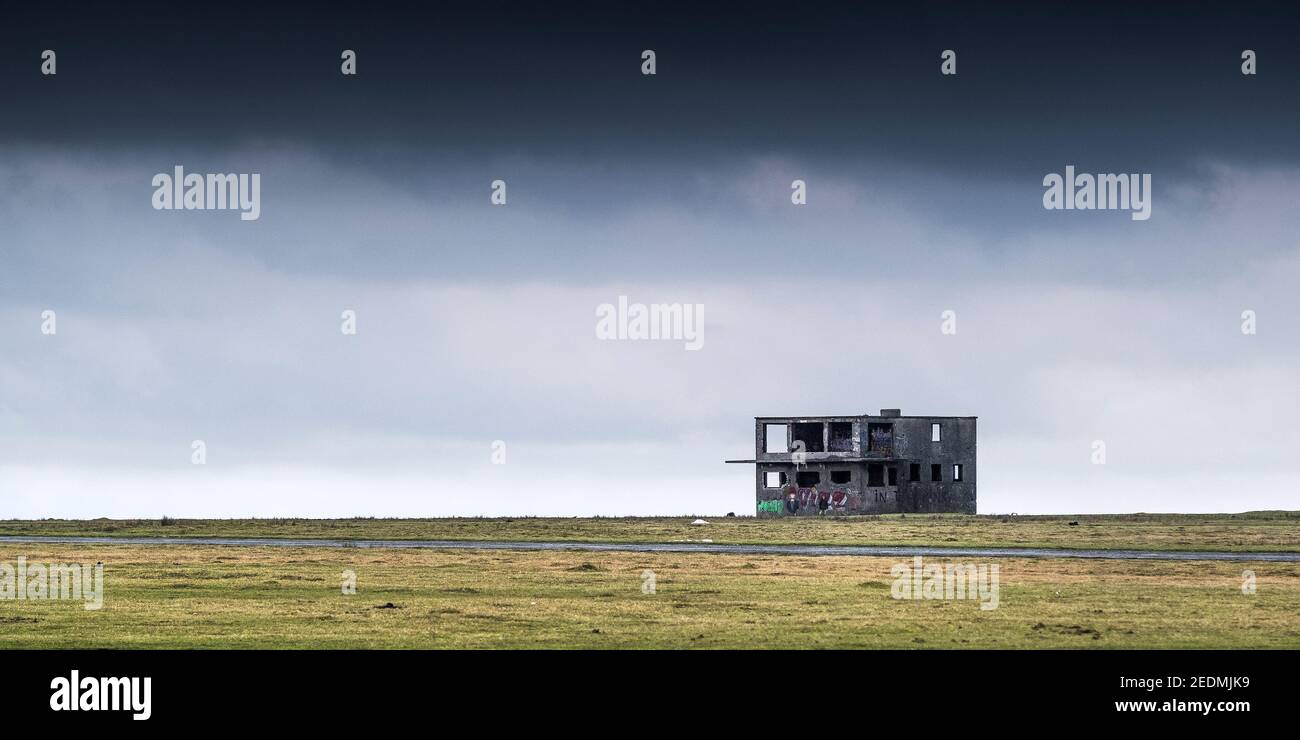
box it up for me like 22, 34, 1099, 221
2, 542, 1297, 648
3, 512, 1299, 552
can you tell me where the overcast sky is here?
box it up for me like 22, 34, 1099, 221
2, 1, 1298, 516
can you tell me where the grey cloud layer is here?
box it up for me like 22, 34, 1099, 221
2, 149, 1297, 516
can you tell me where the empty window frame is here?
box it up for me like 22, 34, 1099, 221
953, 464, 964, 482
828, 421, 854, 452
867, 463, 885, 487
931, 423, 942, 442
796, 471, 820, 487
830, 470, 851, 485
791, 422, 826, 453
764, 471, 787, 488
888, 466, 898, 486
764, 424, 789, 454
909, 463, 921, 481
931, 463, 942, 482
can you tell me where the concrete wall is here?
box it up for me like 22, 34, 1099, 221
752, 415, 976, 516
755, 461, 881, 515
888, 416, 977, 514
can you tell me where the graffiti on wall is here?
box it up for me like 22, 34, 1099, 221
758, 485, 856, 515
868, 425, 893, 454
895, 432, 910, 456
798, 487, 818, 509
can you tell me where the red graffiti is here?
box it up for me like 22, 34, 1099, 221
781, 486, 853, 513
783, 486, 799, 514
799, 487, 818, 509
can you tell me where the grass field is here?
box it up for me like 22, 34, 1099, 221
4, 514, 1296, 648
2, 541, 1298, 649
4, 511, 1300, 552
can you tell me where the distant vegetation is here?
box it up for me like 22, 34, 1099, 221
2, 512, 1299, 552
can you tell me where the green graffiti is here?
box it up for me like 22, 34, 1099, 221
757, 500, 783, 514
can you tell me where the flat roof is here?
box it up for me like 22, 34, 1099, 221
753, 415, 977, 420
726, 457, 909, 464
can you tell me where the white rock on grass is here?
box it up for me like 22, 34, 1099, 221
690, 518, 709, 525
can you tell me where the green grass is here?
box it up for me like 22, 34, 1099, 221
2, 543, 1296, 648
3, 512, 1299, 552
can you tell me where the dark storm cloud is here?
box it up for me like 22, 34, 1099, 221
2, 0, 1298, 177
4, 2, 1300, 517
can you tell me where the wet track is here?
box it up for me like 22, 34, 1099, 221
1, 535, 1298, 561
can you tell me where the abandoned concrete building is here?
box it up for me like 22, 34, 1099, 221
726, 410, 976, 516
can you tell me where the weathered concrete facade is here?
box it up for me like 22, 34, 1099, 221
726, 410, 976, 516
